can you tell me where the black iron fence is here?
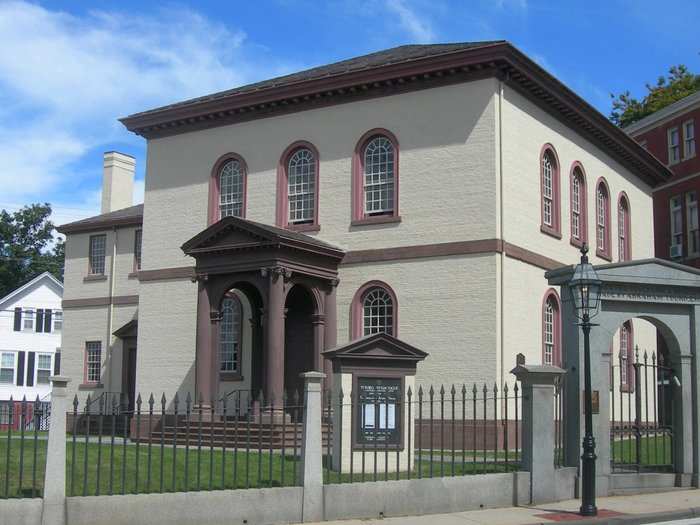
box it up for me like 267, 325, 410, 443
554, 375, 565, 468
1, 397, 51, 499
323, 382, 521, 483
67, 390, 305, 496
610, 348, 674, 473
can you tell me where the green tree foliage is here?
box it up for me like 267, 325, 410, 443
0, 203, 65, 297
610, 65, 700, 127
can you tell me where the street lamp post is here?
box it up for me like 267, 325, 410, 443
569, 244, 602, 517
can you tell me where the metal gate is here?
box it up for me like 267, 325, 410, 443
610, 348, 674, 473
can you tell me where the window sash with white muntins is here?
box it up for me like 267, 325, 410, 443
85, 342, 101, 383
618, 199, 628, 262
0, 352, 14, 384
134, 229, 142, 271
571, 172, 582, 240
287, 149, 316, 224
597, 186, 608, 253
668, 127, 680, 164
219, 296, 242, 372
671, 195, 683, 248
219, 160, 244, 219
363, 136, 395, 215
544, 299, 555, 365
23, 309, 34, 331
542, 153, 554, 227
362, 288, 394, 336
53, 310, 63, 331
37, 353, 52, 384
687, 192, 699, 256
684, 120, 696, 159
89, 234, 106, 275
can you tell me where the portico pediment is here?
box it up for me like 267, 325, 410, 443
323, 333, 429, 372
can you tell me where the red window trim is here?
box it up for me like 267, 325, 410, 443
617, 191, 632, 262
569, 161, 588, 248
539, 144, 561, 239
275, 140, 321, 232
595, 177, 612, 261
218, 293, 244, 380
82, 341, 102, 386
619, 321, 635, 393
350, 280, 398, 339
351, 128, 400, 225
541, 288, 562, 367
207, 152, 248, 226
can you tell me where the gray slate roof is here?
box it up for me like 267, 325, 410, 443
127, 41, 504, 118
56, 204, 143, 234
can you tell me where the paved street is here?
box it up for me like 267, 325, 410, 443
315, 489, 700, 525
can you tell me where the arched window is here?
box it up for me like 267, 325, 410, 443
540, 145, 561, 237
619, 321, 634, 391
208, 153, 247, 224
596, 178, 611, 260
570, 163, 587, 246
542, 290, 561, 366
276, 142, 320, 231
351, 281, 398, 339
219, 295, 242, 373
352, 129, 400, 224
618, 193, 631, 262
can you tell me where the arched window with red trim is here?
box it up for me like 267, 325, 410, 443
351, 281, 398, 339
570, 163, 587, 246
540, 145, 561, 237
618, 193, 631, 262
276, 141, 320, 231
596, 178, 612, 260
352, 129, 400, 224
542, 290, 561, 366
219, 294, 243, 373
619, 321, 634, 391
208, 153, 247, 224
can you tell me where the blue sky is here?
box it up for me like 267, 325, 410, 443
1, 0, 698, 227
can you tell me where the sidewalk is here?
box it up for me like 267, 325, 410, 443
317, 489, 700, 525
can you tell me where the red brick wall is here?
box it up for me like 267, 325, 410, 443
653, 176, 700, 267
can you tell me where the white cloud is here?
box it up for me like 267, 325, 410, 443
0, 1, 284, 221
384, 0, 435, 43
494, 0, 527, 9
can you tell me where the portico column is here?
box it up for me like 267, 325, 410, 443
265, 267, 285, 403
312, 314, 325, 372
195, 278, 214, 408
323, 281, 338, 391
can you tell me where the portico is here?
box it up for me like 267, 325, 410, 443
181, 216, 344, 411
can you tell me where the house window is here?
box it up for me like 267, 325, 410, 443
219, 295, 242, 373
0, 352, 14, 384
670, 195, 684, 250
668, 127, 680, 164
36, 354, 52, 385
619, 321, 633, 389
687, 192, 699, 257
596, 180, 611, 259
287, 148, 316, 224
684, 120, 696, 159
542, 291, 561, 366
23, 309, 34, 331
540, 146, 560, 236
219, 159, 245, 219
34, 308, 52, 333
133, 229, 142, 271
362, 287, 394, 336
364, 136, 395, 216
53, 311, 63, 332
570, 164, 587, 245
618, 194, 631, 262
85, 342, 101, 384
89, 234, 106, 275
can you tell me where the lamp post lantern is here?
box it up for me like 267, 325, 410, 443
569, 243, 602, 517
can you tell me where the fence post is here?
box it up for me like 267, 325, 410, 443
511, 361, 564, 504
41, 376, 71, 525
299, 371, 325, 522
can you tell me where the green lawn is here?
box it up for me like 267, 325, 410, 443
611, 434, 673, 468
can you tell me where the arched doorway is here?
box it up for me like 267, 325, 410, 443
284, 284, 316, 398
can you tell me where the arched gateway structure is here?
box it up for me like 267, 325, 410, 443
181, 216, 344, 414
547, 258, 700, 493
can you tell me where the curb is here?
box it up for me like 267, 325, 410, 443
527, 506, 700, 525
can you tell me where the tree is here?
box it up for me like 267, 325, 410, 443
610, 65, 700, 127
0, 203, 65, 298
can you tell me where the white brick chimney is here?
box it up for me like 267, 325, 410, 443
101, 151, 135, 213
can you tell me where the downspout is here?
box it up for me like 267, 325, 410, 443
498, 79, 506, 389
106, 226, 117, 393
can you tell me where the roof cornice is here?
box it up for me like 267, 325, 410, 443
624, 91, 700, 135
120, 42, 670, 186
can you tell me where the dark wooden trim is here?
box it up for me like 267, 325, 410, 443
342, 239, 503, 265
62, 295, 139, 309
83, 275, 108, 283
350, 215, 402, 227
502, 242, 565, 271
57, 216, 142, 234
219, 371, 244, 382
138, 266, 196, 282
